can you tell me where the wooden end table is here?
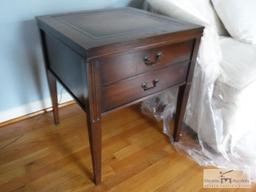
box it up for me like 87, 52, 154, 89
37, 7, 203, 184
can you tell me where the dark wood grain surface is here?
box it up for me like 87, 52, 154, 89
102, 62, 189, 111
99, 41, 193, 85
37, 7, 203, 184
37, 7, 202, 58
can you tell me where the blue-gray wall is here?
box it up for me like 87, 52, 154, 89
0, 0, 142, 115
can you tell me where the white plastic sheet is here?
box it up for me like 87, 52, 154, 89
142, 0, 256, 182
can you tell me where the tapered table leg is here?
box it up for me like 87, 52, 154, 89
86, 60, 102, 185
39, 29, 59, 125
47, 71, 59, 125
174, 84, 191, 142
86, 115, 102, 184
174, 37, 201, 142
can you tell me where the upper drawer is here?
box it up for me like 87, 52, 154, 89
99, 40, 193, 85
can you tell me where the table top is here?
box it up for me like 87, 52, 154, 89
37, 7, 202, 57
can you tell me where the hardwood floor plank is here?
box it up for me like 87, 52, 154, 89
0, 104, 255, 192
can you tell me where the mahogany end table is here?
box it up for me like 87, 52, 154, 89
37, 7, 203, 184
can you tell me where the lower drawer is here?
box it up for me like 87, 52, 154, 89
101, 62, 189, 111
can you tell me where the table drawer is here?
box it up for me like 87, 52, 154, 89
99, 41, 193, 85
101, 62, 189, 111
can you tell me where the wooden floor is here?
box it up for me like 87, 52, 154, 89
0, 104, 255, 192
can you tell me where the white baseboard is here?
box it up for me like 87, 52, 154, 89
0, 93, 73, 123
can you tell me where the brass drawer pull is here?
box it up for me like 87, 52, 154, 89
144, 52, 162, 65
141, 79, 159, 91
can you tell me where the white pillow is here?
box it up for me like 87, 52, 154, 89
212, 0, 256, 44
146, 0, 227, 35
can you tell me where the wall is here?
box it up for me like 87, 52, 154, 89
0, 0, 143, 122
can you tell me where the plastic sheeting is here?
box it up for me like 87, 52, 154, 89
142, 0, 256, 182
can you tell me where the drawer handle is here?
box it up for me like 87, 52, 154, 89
141, 79, 159, 91
144, 52, 162, 66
